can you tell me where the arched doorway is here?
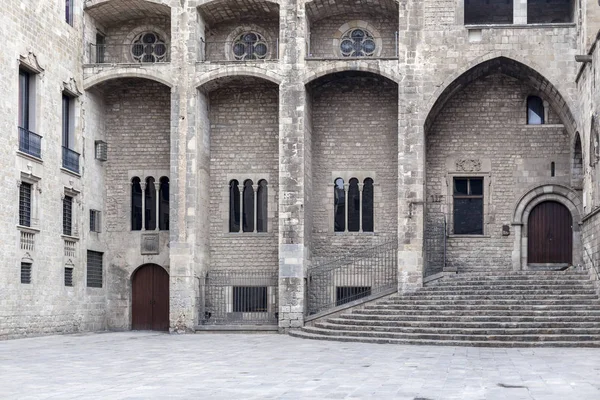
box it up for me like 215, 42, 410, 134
527, 201, 572, 266
132, 264, 169, 331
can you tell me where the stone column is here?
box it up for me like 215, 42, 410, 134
344, 183, 349, 233
253, 184, 258, 233
155, 184, 160, 231
358, 182, 364, 233
140, 181, 146, 230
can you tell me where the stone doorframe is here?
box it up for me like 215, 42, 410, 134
511, 184, 583, 270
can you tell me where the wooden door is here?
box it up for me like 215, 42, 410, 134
132, 264, 169, 331
527, 201, 572, 265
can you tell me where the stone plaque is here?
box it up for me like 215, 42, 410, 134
141, 233, 159, 255
456, 159, 482, 172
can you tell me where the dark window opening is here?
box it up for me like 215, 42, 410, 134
87, 250, 103, 288
63, 195, 73, 236
347, 178, 360, 232
21, 263, 32, 284
257, 180, 268, 233
233, 286, 267, 312
243, 180, 254, 232
95, 32, 106, 63
527, 0, 574, 24
19, 182, 32, 227
334, 178, 345, 232
464, 0, 514, 25
65, 267, 73, 287
453, 177, 484, 235
336, 286, 372, 306
131, 177, 142, 231
362, 178, 374, 232
229, 180, 240, 232
527, 96, 545, 125
90, 209, 101, 232
62, 94, 71, 148
65, 0, 74, 25
145, 177, 156, 230
159, 177, 169, 231
551, 162, 556, 177
18, 70, 30, 130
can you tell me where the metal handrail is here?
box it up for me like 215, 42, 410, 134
18, 127, 42, 158
88, 43, 171, 64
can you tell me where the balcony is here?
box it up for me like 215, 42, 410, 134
18, 127, 42, 159
62, 146, 80, 174
88, 42, 170, 64
200, 37, 279, 63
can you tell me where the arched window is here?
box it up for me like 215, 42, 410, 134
232, 32, 268, 61
257, 180, 268, 233
159, 177, 169, 231
229, 180, 240, 232
131, 32, 167, 63
573, 133, 584, 188
131, 177, 142, 231
243, 180, 255, 232
527, 96, 545, 125
340, 28, 376, 57
362, 178, 374, 232
145, 177, 156, 230
334, 178, 345, 232
347, 178, 360, 232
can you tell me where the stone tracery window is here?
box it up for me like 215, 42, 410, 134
229, 178, 269, 233
131, 32, 168, 63
232, 32, 268, 61
340, 28, 376, 57
334, 177, 374, 232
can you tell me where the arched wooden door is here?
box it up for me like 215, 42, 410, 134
132, 264, 169, 331
527, 201, 572, 265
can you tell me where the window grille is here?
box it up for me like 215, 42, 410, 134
453, 177, 484, 235
90, 209, 101, 233
19, 182, 32, 227
86, 251, 103, 288
64, 267, 73, 287
63, 196, 73, 236
95, 141, 107, 161
21, 263, 32, 284
233, 286, 268, 312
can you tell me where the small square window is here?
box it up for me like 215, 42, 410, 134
21, 263, 32, 284
65, 267, 73, 287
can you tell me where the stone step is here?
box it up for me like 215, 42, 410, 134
386, 294, 599, 301
289, 329, 600, 347
315, 321, 600, 335
429, 276, 591, 285
449, 270, 588, 277
353, 307, 600, 315
326, 318, 600, 329
414, 287, 596, 295
339, 314, 600, 323
301, 325, 600, 342
365, 300, 600, 308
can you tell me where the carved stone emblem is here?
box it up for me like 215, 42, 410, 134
141, 233, 160, 255
456, 159, 482, 172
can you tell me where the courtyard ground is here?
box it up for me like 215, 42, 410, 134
0, 331, 599, 399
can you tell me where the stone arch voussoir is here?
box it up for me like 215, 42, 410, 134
303, 62, 399, 85
194, 67, 282, 92
83, 69, 174, 90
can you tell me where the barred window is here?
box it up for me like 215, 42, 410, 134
86, 250, 103, 288
453, 177, 484, 235
90, 209, 101, 233
21, 262, 32, 284
233, 286, 268, 312
63, 195, 73, 236
19, 182, 32, 227
64, 267, 73, 287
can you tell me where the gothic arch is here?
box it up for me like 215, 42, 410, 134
511, 184, 582, 270
303, 63, 399, 85
83, 69, 174, 90
194, 67, 282, 92
423, 54, 577, 137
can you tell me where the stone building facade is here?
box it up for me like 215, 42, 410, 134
1, 0, 600, 338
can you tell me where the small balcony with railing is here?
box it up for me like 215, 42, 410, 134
18, 127, 42, 159
62, 146, 80, 174
88, 38, 170, 64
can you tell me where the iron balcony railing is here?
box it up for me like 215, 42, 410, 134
62, 146, 80, 174
199, 38, 279, 62
424, 216, 447, 277
18, 127, 42, 158
199, 269, 279, 325
88, 43, 170, 64
307, 239, 398, 316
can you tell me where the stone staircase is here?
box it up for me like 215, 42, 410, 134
290, 270, 600, 347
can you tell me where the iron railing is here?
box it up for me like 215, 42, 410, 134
88, 43, 170, 64
306, 33, 399, 59
307, 239, 398, 316
62, 146, 80, 174
18, 127, 42, 158
199, 270, 279, 325
199, 38, 279, 62
424, 216, 447, 277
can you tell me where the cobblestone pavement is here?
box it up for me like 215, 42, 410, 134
1, 332, 599, 399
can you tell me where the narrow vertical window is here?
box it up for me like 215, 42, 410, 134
63, 195, 73, 236
95, 32, 106, 63
527, 96, 544, 125
334, 178, 345, 232
257, 180, 268, 233
229, 180, 240, 232
90, 209, 101, 232
362, 178, 374, 232
65, 0, 74, 25
19, 182, 32, 227
159, 177, 169, 231
21, 263, 32, 284
347, 178, 360, 232
62, 94, 71, 148
18, 70, 30, 130
145, 177, 156, 230
551, 162, 556, 177
243, 180, 255, 232
64, 267, 73, 287
131, 177, 142, 231
62, 94, 79, 173
87, 250, 103, 288
453, 177, 484, 235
